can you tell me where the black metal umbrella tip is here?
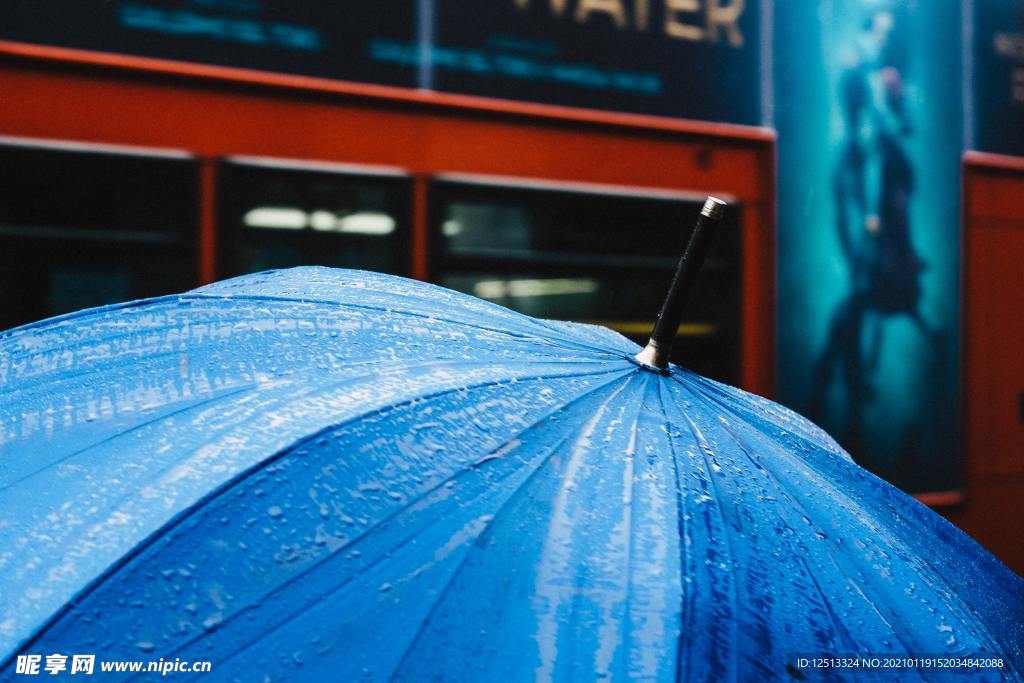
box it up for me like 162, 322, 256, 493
635, 195, 727, 371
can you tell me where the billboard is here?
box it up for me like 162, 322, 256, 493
427, 0, 762, 123
775, 0, 962, 494
0, 0, 764, 125
0, 0, 419, 88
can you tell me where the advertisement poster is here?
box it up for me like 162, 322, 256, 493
0, 0, 420, 88
430, 0, 763, 123
0, 0, 763, 125
775, 0, 962, 494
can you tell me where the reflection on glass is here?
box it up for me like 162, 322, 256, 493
243, 207, 397, 235
473, 277, 599, 300
433, 180, 741, 383
221, 159, 410, 276
243, 207, 307, 230
49, 269, 132, 315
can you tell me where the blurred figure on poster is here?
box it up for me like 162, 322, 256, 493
808, 4, 940, 464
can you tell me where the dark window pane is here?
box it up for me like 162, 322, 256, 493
438, 181, 697, 265
0, 140, 198, 331
433, 180, 742, 383
48, 269, 132, 314
219, 159, 411, 277
0, 140, 196, 239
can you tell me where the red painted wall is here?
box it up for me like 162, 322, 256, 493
943, 152, 1024, 575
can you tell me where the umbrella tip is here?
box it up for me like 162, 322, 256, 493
701, 196, 727, 221
634, 195, 726, 371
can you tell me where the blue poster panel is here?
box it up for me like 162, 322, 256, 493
0, 0, 763, 126
775, 0, 962, 493
971, 0, 1024, 156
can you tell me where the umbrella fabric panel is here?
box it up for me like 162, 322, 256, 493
0, 267, 634, 658
1, 267, 1021, 682
665, 375, 1024, 679
10, 366, 1023, 681
393, 373, 1024, 682
13, 372, 641, 680
191, 268, 635, 358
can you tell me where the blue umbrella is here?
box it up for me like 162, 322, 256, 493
1, 206, 1021, 681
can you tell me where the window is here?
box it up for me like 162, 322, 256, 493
432, 177, 742, 383
218, 157, 411, 278
0, 138, 198, 331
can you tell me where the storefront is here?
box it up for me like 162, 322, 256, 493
0, 0, 775, 393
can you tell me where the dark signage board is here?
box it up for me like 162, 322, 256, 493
425, 0, 760, 124
971, 0, 1024, 156
0, 0, 763, 125
0, 0, 419, 88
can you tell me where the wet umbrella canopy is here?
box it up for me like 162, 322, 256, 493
1, 260, 1023, 680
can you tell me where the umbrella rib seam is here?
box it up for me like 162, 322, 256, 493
4, 369, 633, 673
662, 381, 742, 682
144, 372, 637, 677
678, 377, 958, 658
383, 377, 636, 682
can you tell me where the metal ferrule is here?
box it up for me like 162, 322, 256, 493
701, 196, 726, 220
